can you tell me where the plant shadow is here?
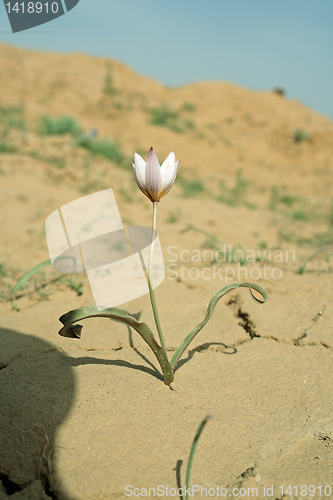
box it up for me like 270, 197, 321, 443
71, 355, 163, 382
174, 342, 237, 373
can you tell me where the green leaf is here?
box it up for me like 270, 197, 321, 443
9, 255, 78, 298
58, 306, 174, 385
170, 282, 268, 369
185, 415, 211, 500
298, 244, 333, 274
10, 259, 52, 297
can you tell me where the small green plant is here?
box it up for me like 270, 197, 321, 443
183, 119, 195, 130
0, 263, 9, 277
298, 244, 333, 274
166, 209, 181, 223
148, 104, 195, 134
292, 210, 309, 221
38, 115, 82, 137
277, 229, 293, 242
269, 187, 299, 211
178, 175, 205, 198
149, 104, 179, 127
0, 141, 17, 153
182, 102, 196, 112
217, 170, 248, 206
0, 102, 26, 139
104, 65, 118, 96
113, 101, 125, 110
30, 151, 67, 169
66, 279, 83, 296
58, 148, 268, 386
180, 225, 246, 264
296, 237, 313, 246
0, 103, 25, 122
34, 283, 52, 301
279, 194, 297, 206
293, 129, 310, 143
49, 157, 67, 170
9, 260, 52, 297
77, 136, 125, 166
269, 186, 279, 210
258, 241, 268, 250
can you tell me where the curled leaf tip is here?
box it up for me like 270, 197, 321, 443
248, 286, 267, 304
59, 323, 82, 339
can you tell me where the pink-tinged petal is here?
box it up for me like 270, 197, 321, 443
146, 147, 162, 202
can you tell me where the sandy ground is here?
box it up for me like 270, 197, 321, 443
0, 44, 333, 499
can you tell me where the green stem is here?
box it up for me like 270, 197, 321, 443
148, 201, 167, 353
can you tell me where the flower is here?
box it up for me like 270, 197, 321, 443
131, 147, 180, 202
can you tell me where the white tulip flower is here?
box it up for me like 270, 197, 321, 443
131, 147, 180, 202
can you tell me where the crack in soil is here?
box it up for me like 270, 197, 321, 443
226, 295, 332, 349
227, 295, 258, 338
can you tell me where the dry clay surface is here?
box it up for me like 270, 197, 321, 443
0, 44, 333, 499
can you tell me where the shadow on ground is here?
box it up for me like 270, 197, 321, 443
0, 327, 76, 499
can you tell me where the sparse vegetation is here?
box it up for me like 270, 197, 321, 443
293, 128, 310, 143
277, 229, 293, 243
295, 237, 313, 246
29, 151, 67, 169
0, 102, 26, 138
0, 263, 9, 277
298, 244, 333, 274
291, 209, 309, 221
178, 176, 205, 198
0, 103, 26, 151
148, 103, 196, 134
180, 225, 246, 264
182, 102, 196, 112
104, 65, 118, 96
166, 209, 181, 223
0, 141, 18, 153
119, 187, 134, 202
77, 136, 125, 167
216, 170, 248, 206
269, 187, 299, 211
149, 104, 179, 126
38, 114, 83, 136
328, 199, 333, 227
79, 179, 108, 195
66, 278, 83, 296
258, 241, 268, 250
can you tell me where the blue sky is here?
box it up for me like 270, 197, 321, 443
1, 0, 333, 120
